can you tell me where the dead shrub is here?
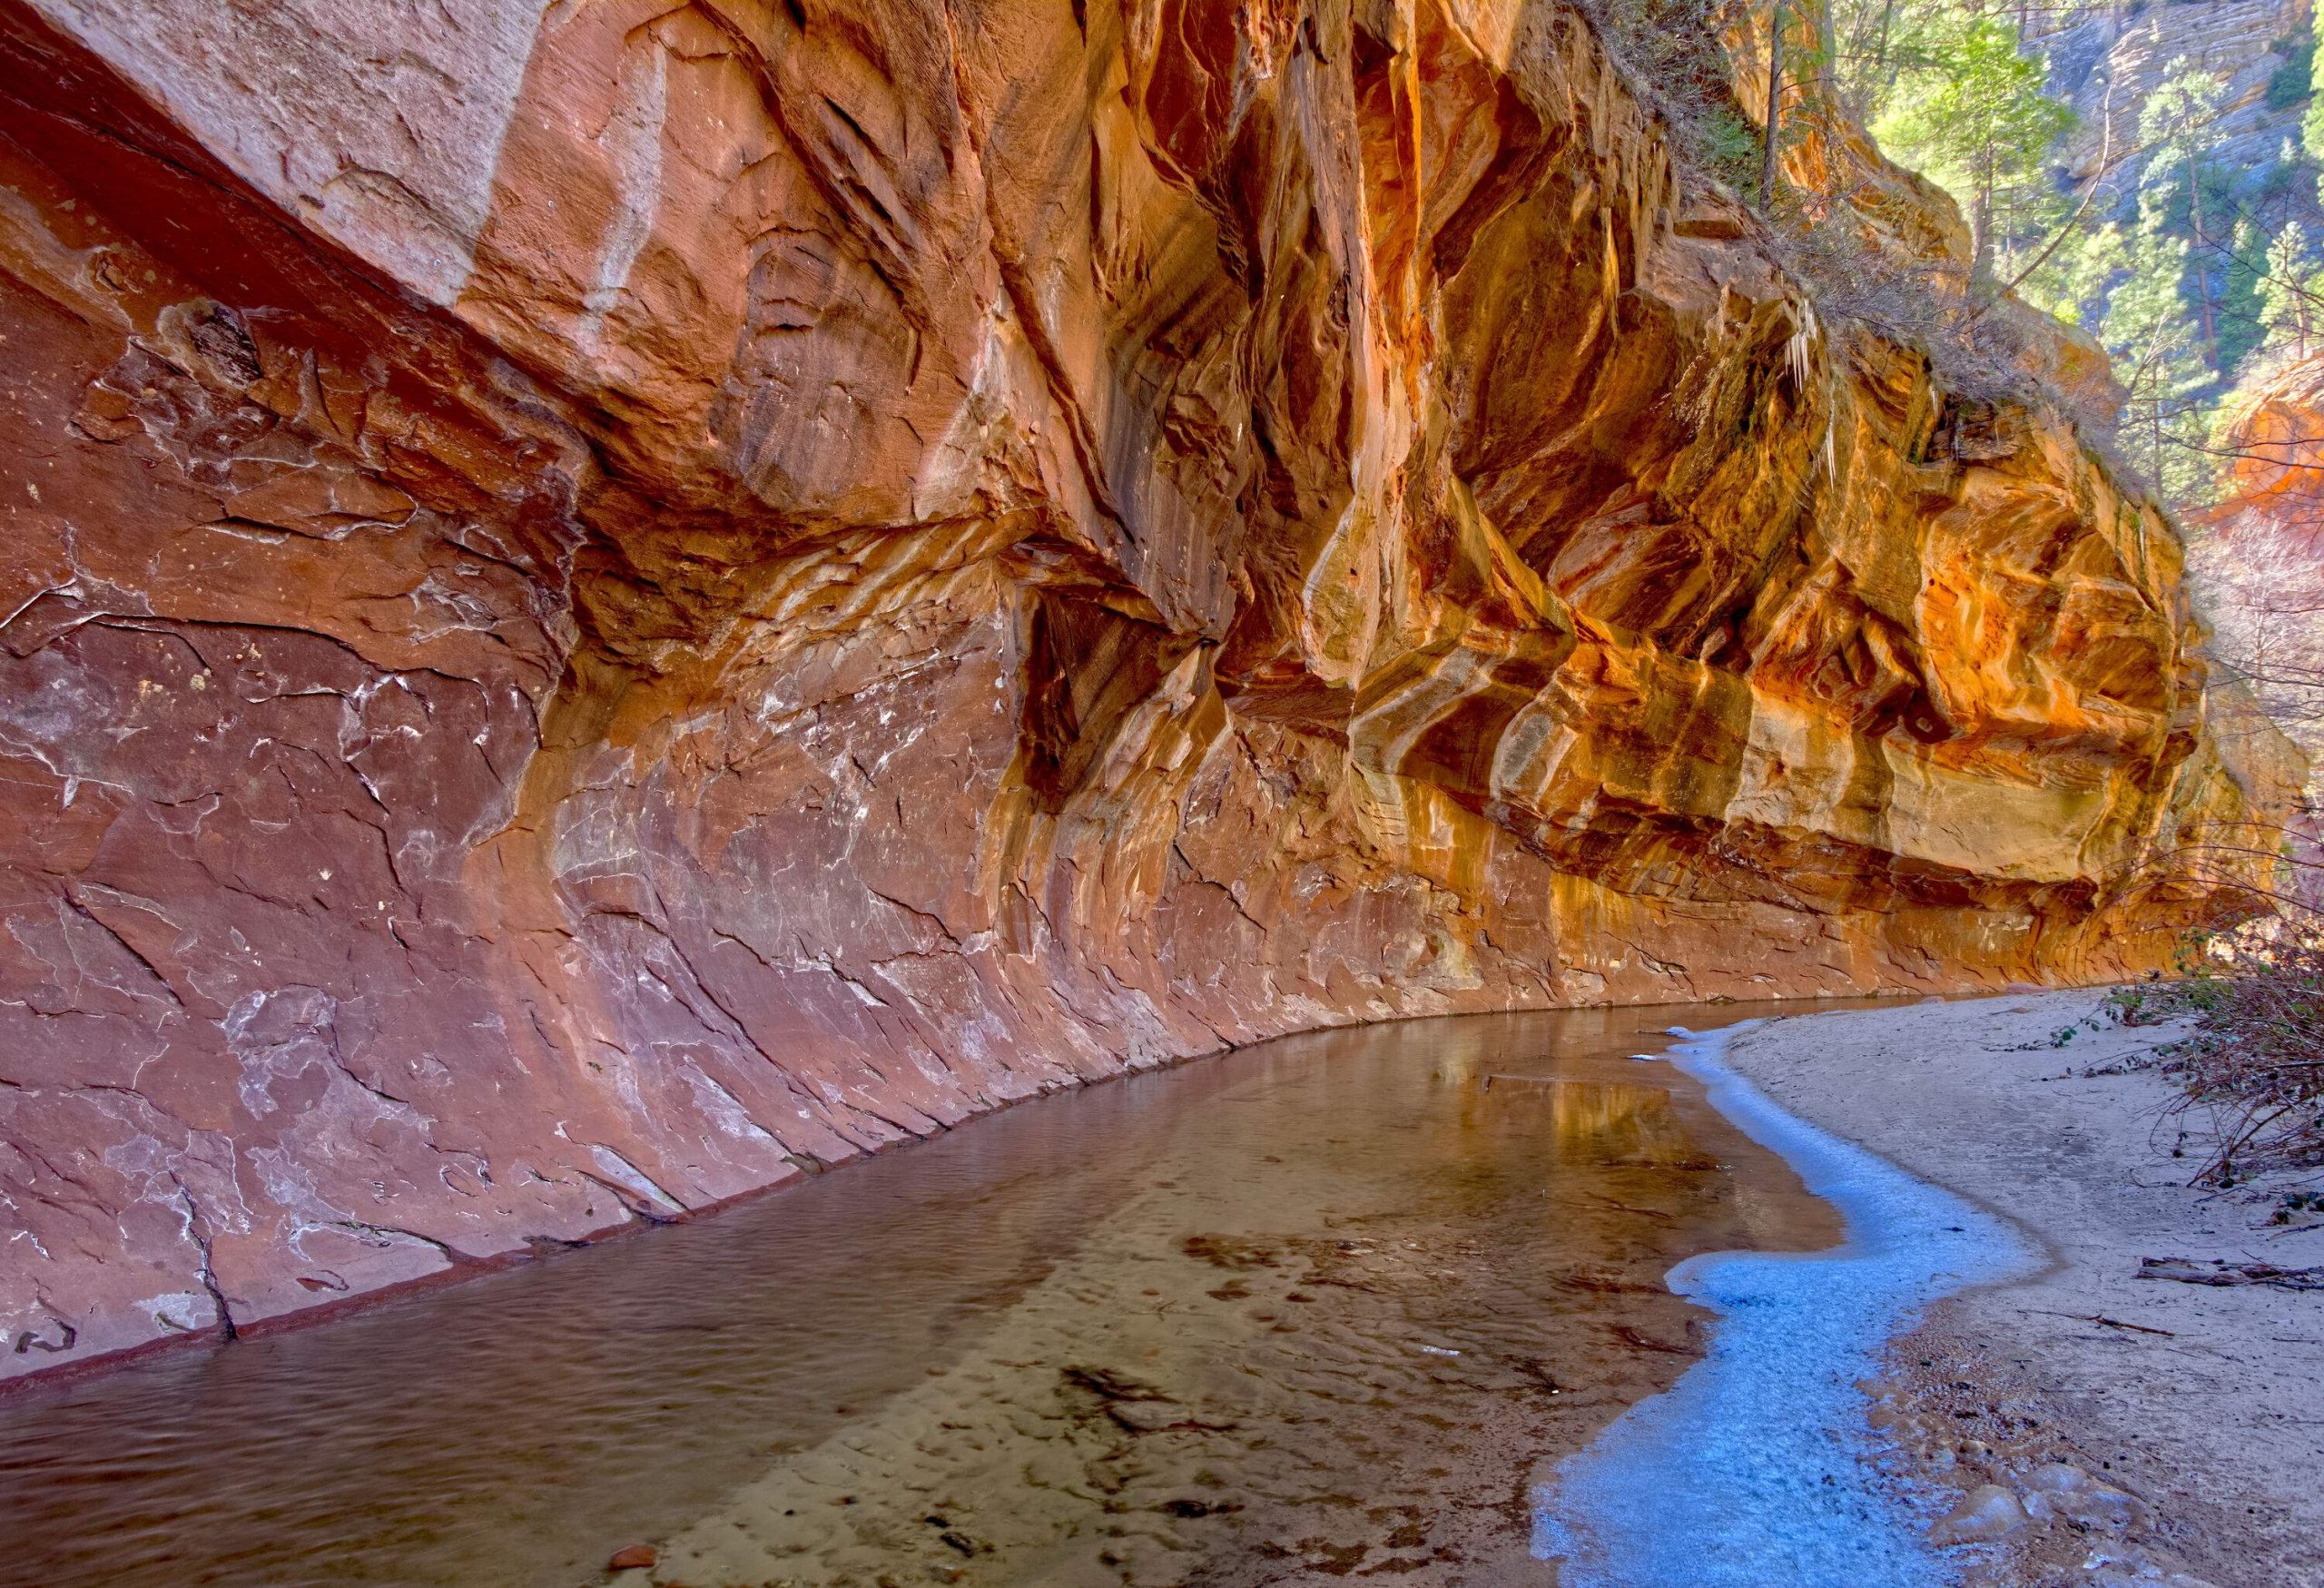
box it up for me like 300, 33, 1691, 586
2120, 929, 2324, 1185
1576, 0, 2120, 451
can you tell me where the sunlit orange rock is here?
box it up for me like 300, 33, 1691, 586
0, 0, 2284, 1379
2211, 354, 2324, 541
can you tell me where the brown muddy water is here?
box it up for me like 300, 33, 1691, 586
0, 1002, 1863, 1588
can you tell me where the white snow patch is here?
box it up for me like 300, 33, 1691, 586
1533, 1021, 2037, 1586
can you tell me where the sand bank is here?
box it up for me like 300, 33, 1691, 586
1722, 991, 2324, 1588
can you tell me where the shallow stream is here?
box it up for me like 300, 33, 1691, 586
2, 1002, 1888, 1587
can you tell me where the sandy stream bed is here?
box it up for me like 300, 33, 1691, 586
592, 991, 2319, 1588
1723, 990, 2324, 1588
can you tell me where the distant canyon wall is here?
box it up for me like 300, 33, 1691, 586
0, 0, 2277, 1379
2046, 0, 2314, 221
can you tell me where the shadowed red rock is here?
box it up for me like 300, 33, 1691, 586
608, 1544, 658, 1571
0, 0, 2290, 1383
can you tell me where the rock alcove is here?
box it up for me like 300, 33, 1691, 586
0, 0, 2279, 1379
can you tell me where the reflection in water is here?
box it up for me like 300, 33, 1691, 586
1486, 1077, 1713, 1169
0, 1003, 1858, 1588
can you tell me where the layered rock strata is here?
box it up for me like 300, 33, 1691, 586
0, 0, 2275, 1379
2199, 353, 2324, 812
2045, 0, 2317, 224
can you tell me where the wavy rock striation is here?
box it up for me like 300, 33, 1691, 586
0, 0, 2277, 1378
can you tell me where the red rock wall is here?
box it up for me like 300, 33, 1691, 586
0, 0, 2272, 1379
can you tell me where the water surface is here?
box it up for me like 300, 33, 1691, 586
1, 1002, 1862, 1587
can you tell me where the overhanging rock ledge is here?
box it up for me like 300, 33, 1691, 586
0, 0, 2283, 1379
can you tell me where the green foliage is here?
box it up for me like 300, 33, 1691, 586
2103, 980, 2175, 1028
2136, 60, 2232, 343
2262, 136, 2309, 205
2142, 62, 2230, 172
2257, 221, 2324, 361
1698, 103, 1767, 194
1581, 0, 1766, 199
2019, 219, 2129, 331
2220, 216, 2268, 371
2267, 29, 2314, 110
1869, 11, 2073, 272
2102, 204, 2216, 503
2138, 63, 2230, 222
1794, 0, 2299, 511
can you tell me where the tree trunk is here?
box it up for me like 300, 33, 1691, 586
1762, 0, 1785, 210
1970, 147, 1992, 273
2190, 164, 2219, 361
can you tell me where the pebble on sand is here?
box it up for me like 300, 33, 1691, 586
1928, 1484, 2027, 1546
2019, 1464, 2151, 1531
608, 1544, 657, 1571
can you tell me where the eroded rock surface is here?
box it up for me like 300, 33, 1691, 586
0, 0, 2277, 1378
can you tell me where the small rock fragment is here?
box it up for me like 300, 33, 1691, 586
1929, 1484, 2028, 1545
2063, 1485, 2152, 1531
2026, 1461, 2093, 1494
608, 1544, 657, 1571
2015, 1463, 2152, 1531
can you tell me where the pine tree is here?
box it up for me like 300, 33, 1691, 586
2021, 221, 2129, 333
1870, 13, 2072, 274
2102, 213, 2213, 503
2259, 222, 2320, 361
2220, 216, 2268, 372
2139, 63, 2230, 363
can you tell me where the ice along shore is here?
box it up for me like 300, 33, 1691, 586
1534, 1018, 2037, 1585
1548, 991, 2324, 1588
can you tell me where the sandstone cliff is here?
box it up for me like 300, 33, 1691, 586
2199, 352, 2324, 813
2045, 0, 2314, 222
0, 0, 2277, 1380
